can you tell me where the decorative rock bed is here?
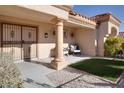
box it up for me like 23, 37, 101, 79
47, 67, 115, 88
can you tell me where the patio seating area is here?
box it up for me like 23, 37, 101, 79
63, 44, 81, 56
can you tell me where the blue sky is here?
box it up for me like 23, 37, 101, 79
73, 5, 124, 32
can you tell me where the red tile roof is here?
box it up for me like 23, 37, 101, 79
69, 11, 121, 24
90, 12, 121, 23
69, 11, 94, 21
90, 12, 111, 21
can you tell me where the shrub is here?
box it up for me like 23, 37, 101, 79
121, 43, 124, 50
104, 37, 124, 57
0, 52, 23, 88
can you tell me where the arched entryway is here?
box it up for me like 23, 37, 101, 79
109, 27, 118, 37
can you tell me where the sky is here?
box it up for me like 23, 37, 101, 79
73, 5, 124, 32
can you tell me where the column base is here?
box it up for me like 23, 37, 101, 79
51, 59, 68, 70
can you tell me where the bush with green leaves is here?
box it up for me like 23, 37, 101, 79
104, 37, 124, 57
0, 52, 23, 88
121, 43, 124, 50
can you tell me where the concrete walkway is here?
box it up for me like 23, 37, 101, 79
16, 61, 56, 88
15, 56, 124, 88
16, 56, 89, 88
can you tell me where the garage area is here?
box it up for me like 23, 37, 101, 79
1, 23, 38, 60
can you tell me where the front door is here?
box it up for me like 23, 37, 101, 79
2, 24, 22, 60
23, 44, 31, 59
22, 26, 37, 59
1, 23, 37, 60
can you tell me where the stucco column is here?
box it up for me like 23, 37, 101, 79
51, 18, 67, 70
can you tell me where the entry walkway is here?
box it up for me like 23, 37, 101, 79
16, 55, 89, 88
16, 61, 56, 88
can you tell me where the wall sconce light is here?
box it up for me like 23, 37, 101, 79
44, 33, 48, 38
53, 30, 56, 36
71, 33, 74, 37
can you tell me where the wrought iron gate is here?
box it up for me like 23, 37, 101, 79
1, 23, 38, 60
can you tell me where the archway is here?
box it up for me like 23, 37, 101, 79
109, 27, 117, 37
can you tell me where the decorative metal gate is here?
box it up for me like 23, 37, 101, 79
1, 23, 37, 60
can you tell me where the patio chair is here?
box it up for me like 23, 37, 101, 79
69, 44, 81, 55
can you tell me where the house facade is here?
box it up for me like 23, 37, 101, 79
0, 5, 121, 70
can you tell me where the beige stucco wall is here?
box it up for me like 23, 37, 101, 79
97, 22, 109, 56
63, 28, 75, 47
37, 24, 75, 58
97, 21, 119, 56
37, 23, 55, 59
0, 15, 75, 59
0, 22, 1, 53
75, 28, 96, 56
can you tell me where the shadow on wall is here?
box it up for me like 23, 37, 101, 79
0, 30, 76, 60
1, 43, 37, 61
39, 29, 76, 58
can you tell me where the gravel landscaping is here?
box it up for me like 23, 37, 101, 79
116, 72, 124, 88
47, 67, 115, 88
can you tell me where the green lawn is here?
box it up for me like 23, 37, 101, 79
70, 58, 124, 82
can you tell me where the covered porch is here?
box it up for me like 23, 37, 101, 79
0, 5, 96, 70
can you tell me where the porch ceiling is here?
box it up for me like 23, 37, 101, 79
65, 20, 96, 30
0, 5, 55, 24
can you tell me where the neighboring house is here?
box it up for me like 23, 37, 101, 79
0, 5, 121, 70
118, 32, 124, 38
